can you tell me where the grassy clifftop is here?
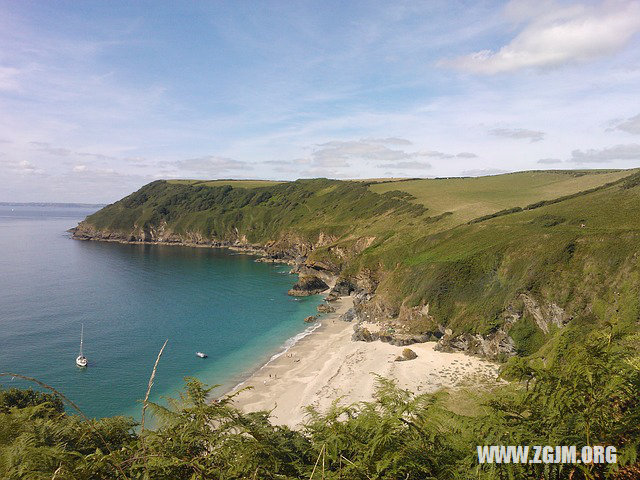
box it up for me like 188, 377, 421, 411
75, 169, 640, 361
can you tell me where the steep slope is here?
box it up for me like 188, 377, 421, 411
73, 170, 640, 361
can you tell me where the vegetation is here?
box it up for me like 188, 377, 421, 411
6, 168, 640, 477
1, 329, 638, 479
78, 169, 640, 347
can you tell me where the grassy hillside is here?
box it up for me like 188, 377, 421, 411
369, 169, 637, 230
75, 169, 640, 361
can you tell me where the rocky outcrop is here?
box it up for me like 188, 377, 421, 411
303, 315, 318, 323
519, 293, 566, 333
435, 329, 516, 360
288, 276, 329, 296
351, 324, 436, 346
339, 308, 357, 322
433, 294, 567, 360
317, 303, 336, 313
330, 278, 358, 296
394, 348, 418, 362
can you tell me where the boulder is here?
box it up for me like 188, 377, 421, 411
303, 315, 318, 323
288, 276, 329, 296
331, 278, 357, 296
325, 291, 340, 302
351, 327, 376, 342
317, 303, 336, 313
394, 348, 418, 362
339, 307, 357, 322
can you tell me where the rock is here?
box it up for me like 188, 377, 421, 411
330, 278, 357, 296
377, 333, 433, 346
435, 329, 516, 361
394, 348, 418, 362
325, 292, 340, 302
339, 307, 357, 322
288, 276, 329, 296
351, 327, 376, 342
303, 315, 318, 323
402, 348, 418, 360
317, 303, 336, 313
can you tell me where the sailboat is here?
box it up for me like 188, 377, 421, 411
76, 324, 88, 367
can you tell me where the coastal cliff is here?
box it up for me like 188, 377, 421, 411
73, 172, 640, 362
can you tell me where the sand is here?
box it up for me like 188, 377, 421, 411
229, 296, 501, 429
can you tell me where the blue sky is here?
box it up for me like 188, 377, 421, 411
1, 0, 640, 202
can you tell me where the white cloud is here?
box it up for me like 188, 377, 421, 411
419, 150, 455, 159
377, 160, 432, 169
306, 140, 476, 170
73, 164, 87, 172
490, 127, 545, 142
570, 143, 640, 162
609, 113, 640, 134
312, 140, 412, 166
2, 159, 46, 175
537, 157, 563, 164
306, 139, 422, 168
442, 0, 640, 74
172, 156, 248, 173
364, 137, 413, 145
460, 168, 509, 176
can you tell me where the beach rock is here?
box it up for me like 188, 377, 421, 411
394, 348, 418, 362
339, 307, 357, 322
317, 303, 336, 313
303, 315, 318, 323
351, 327, 375, 342
325, 291, 340, 302
288, 276, 329, 296
330, 278, 357, 296
378, 333, 433, 346
402, 348, 418, 360
435, 329, 516, 360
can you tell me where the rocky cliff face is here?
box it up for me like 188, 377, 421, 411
288, 276, 330, 296
73, 220, 567, 362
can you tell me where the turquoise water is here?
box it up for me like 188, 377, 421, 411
0, 205, 322, 419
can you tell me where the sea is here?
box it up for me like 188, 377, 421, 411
0, 204, 323, 419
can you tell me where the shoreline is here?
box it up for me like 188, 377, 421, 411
70, 232, 301, 265
74, 231, 502, 428
228, 295, 501, 429
218, 319, 325, 398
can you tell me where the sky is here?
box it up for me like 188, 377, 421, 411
1, 0, 640, 202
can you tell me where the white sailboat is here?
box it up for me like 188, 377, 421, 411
76, 324, 88, 367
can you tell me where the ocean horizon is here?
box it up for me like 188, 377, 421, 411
0, 204, 323, 419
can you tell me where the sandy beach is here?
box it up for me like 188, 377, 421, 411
230, 296, 501, 429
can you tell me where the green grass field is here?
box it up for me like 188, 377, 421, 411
368, 169, 638, 228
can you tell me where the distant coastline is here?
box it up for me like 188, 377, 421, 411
0, 202, 106, 208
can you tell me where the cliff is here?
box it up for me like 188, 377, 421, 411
73, 171, 640, 362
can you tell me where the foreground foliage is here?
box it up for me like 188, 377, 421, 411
1, 332, 638, 479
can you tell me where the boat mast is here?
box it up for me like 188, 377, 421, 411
79, 324, 84, 357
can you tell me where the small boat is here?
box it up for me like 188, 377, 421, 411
76, 324, 88, 367
196, 352, 208, 358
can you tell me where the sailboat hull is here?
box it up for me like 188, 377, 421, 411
76, 355, 87, 367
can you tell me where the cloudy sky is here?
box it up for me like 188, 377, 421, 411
1, 0, 640, 202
